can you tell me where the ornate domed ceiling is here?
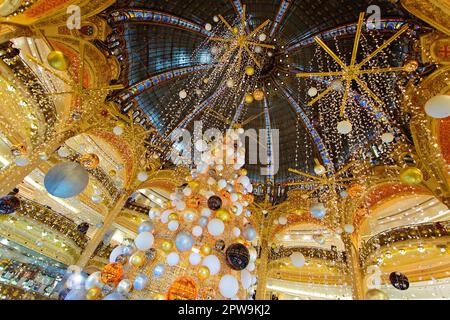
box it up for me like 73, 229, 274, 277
102, 0, 427, 185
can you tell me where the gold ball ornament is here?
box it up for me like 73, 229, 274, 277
365, 289, 389, 300
187, 180, 200, 191
216, 208, 230, 222
154, 293, 166, 300
399, 167, 423, 185
79, 153, 100, 169
245, 66, 255, 76
161, 240, 174, 253
109, 169, 117, 177
253, 89, 264, 101
404, 60, 419, 72
200, 244, 212, 256
130, 251, 146, 268
47, 51, 70, 71
86, 287, 102, 300
239, 169, 248, 176
232, 27, 239, 35
168, 212, 179, 221
245, 94, 254, 104
198, 266, 210, 281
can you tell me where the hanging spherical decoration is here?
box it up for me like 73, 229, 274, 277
130, 251, 146, 268
399, 167, 423, 185
337, 120, 352, 134
167, 277, 198, 300
245, 94, 254, 104
137, 171, 148, 182
425, 95, 450, 118
290, 252, 305, 267
310, 203, 327, 219
225, 243, 250, 270
179, 90, 188, 99
242, 224, 256, 241
216, 208, 230, 222
44, 162, 89, 198
365, 289, 389, 300
134, 232, 154, 251
245, 66, 255, 76
198, 266, 210, 281
79, 153, 100, 169
200, 244, 212, 256
100, 263, 123, 286
389, 272, 409, 290
133, 273, 149, 291
207, 195, 222, 210
117, 279, 133, 295
308, 87, 318, 97
202, 255, 221, 275
76, 222, 89, 234
175, 231, 194, 252
153, 264, 165, 278
205, 23, 212, 31
258, 33, 267, 42
47, 51, 70, 71
166, 252, 180, 266
208, 218, 225, 236
0, 194, 21, 215
138, 220, 154, 234
344, 224, 354, 234
86, 287, 102, 300
313, 164, 326, 175
219, 274, 239, 299
381, 132, 394, 143
215, 239, 226, 251
161, 240, 173, 253
113, 123, 124, 136
253, 89, 264, 101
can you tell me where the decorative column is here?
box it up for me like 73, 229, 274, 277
342, 234, 364, 300
76, 192, 130, 268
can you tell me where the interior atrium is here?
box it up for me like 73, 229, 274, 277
0, 0, 449, 301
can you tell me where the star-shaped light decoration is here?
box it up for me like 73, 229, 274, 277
296, 13, 417, 117
209, 4, 275, 69
27, 30, 124, 114
287, 159, 362, 197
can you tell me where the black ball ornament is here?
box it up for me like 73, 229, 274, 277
215, 240, 225, 251
225, 243, 250, 270
207, 195, 222, 211
389, 272, 409, 290
77, 222, 90, 234
0, 195, 21, 215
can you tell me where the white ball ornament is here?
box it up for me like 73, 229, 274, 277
246, 262, 255, 272
278, 216, 288, 225
290, 252, 305, 267
381, 132, 394, 143
248, 247, 257, 262
425, 95, 450, 118
226, 79, 235, 88
134, 232, 154, 251
311, 203, 327, 219
241, 270, 252, 289
202, 255, 221, 275
57, 147, 70, 158
113, 126, 123, 136
344, 224, 354, 234
195, 140, 208, 152
308, 87, 318, 97
168, 220, 179, 231
207, 218, 225, 236
258, 33, 267, 42
218, 179, 227, 189
137, 172, 148, 182
232, 227, 241, 238
166, 252, 180, 266
337, 120, 352, 134
205, 23, 212, 31
192, 226, 203, 237
254, 46, 263, 54
219, 275, 239, 299
189, 252, 202, 265
201, 207, 212, 217
213, 16, 219, 23
15, 156, 29, 167
179, 90, 188, 99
